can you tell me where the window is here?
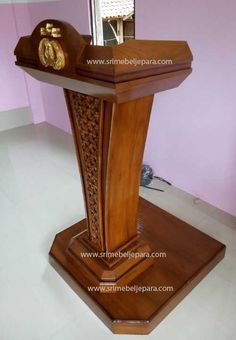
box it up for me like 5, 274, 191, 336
90, 0, 135, 46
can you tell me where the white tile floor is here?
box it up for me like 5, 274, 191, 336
0, 123, 236, 340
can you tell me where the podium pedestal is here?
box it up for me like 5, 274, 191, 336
15, 20, 226, 335
50, 198, 225, 334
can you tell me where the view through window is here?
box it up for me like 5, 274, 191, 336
90, 0, 135, 46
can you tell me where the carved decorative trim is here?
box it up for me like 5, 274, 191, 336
67, 91, 103, 247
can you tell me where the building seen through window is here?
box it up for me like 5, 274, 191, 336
90, 0, 135, 46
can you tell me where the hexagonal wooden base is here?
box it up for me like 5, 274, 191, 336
49, 197, 225, 334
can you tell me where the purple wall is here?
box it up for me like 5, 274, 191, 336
0, 0, 90, 128
27, 0, 91, 131
0, 3, 45, 124
136, 0, 236, 216
13, 4, 46, 124
0, 5, 29, 111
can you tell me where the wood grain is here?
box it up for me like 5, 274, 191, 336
50, 197, 226, 334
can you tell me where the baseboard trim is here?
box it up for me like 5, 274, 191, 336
0, 106, 33, 132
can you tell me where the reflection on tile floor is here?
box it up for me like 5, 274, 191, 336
0, 123, 235, 340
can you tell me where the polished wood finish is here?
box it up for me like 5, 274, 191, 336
15, 19, 193, 103
14, 20, 225, 335
15, 20, 193, 83
63, 90, 154, 287
20, 67, 191, 103
50, 197, 226, 334
64, 91, 154, 252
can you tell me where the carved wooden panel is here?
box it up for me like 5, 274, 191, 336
66, 91, 104, 248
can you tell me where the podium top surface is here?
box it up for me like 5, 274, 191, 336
15, 20, 193, 103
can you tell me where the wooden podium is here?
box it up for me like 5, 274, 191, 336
15, 20, 225, 334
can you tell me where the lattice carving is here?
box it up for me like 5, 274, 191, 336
67, 91, 102, 247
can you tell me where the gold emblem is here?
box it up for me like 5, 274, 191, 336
38, 38, 65, 70
40, 23, 62, 38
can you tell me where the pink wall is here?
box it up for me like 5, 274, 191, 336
136, 0, 236, 216
13, 4, 46, 124
0, 0, 90, 126
0, 3, 46, 123
27, 0, 91, 132
0, 5, 29, 111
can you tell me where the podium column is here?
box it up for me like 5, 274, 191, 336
64, 90, 154, 287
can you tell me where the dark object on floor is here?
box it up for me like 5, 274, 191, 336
140, 164, 154, 186
140, 165, 171, 192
